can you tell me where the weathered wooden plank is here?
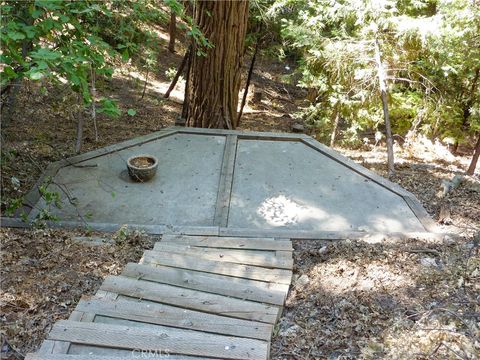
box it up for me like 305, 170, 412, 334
124, 262, 289, 294
26, 355, 201, 360
48, 320, 269, 360
214, 135, 238, 227
68, 344, 211, 358
122, 263, 287, 305
100, 276, 279, 324
403, 195, 439, 232
151, 244, 293, 270
161, 234, 293, 251
37, 340, 70, 354
76, 297, 273, 340
140, 251, 292, 284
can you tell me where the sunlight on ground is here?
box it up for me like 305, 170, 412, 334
257, 195, 349, 228
311, 260, 414, 294
117, 70, 185, 103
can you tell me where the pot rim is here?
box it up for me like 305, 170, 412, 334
127, 154, 159, 170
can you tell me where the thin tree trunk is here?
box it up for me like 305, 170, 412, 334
467, 135, 480, 176
164, 46, 191, 99
75, 96, 84, 153
91, 66, 98, 141
141, 68, 149, 101
181, 48, 192, 120
451, 141, 459, 155
237, 35, 260, 126
75, 113, 85, 154
374, 38, 394, 176
330, 108, 340, 147
185, 0, 249, 129
168, 11, 176, 53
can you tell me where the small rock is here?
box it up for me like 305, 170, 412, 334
295, 274, 310, 287
443, 235, 455, 245
420, 256, 438, 267
279, 324, 301, 337
318, 246, 328, 255
291, 124, 305, 133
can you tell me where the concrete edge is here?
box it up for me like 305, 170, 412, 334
300, 137, 439, 233
175, 126, 310, 140
1, 218, 455, 243
213, 135, 238, 227
21, 162, 63, 218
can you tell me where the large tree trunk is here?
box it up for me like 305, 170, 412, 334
185, 0, 249, 129
467, 135, 480, 176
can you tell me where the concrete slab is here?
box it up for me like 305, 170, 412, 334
41, 133, 225, 226
20, 128, 432, 235
228, 139, 425, 232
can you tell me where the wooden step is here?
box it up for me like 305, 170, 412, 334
152, 243, 293, 269
141, 251, 292, 284
161, 235, 293, 251
27, 355, 203, 360
99, 275, 279, 323
122, 263, 287, 305
76, 297, 273, 340
124, 262, 289, 292
48, 320, 269, 360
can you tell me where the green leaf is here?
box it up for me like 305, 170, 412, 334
30, 48, 61, 61
127, 109, 137, 116
31, 9, 43, 19
2, 66, 17, 79
28, 70, 45, 80
7, 31, 26, 41
97, 98, 121, 118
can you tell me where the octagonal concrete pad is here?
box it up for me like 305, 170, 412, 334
229, 140, 424, 232
25, 127, 432, 235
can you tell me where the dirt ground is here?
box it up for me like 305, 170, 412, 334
1, 22, 479, 360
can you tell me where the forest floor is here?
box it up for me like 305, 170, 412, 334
1, 25, 479, 360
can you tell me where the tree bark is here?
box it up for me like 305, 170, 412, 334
374, 38, 395, 176
467, 135, 480, 176
168, 10, 176, 53
185, 0, 249, 129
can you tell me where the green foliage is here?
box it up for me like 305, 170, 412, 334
1, 1, 114, 105
268, 0, 480, 146
1, 0, 208, 116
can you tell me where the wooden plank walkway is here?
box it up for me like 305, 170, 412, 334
25, 235, 293, 360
